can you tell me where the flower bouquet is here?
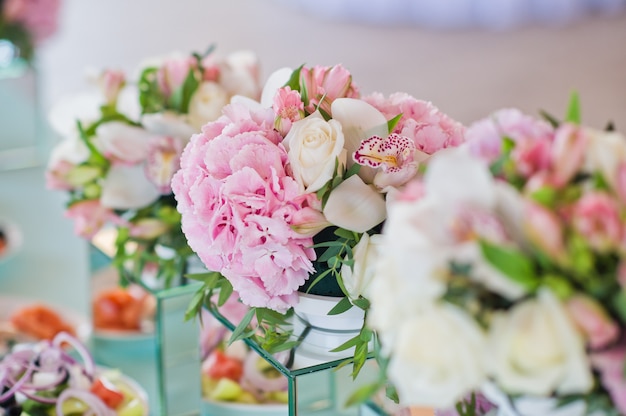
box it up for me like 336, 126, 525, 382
368, 94, 626, 415
0, 0, 60, 67
46, 46, 262, 290
173, 62, 465, 379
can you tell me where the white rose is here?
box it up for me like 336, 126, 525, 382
283, 111, 347, 193
220, 50, 261, 99
100, 165, 160, 210
93, 122, 153, 164
488, 289, 593, 397
340, 233, 383, 300
584, 128, 626, 191
187, 81, 230, 130
387, 303, 487, 409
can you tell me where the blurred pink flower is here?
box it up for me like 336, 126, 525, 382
466, 108, 553, 170
3, 0, 61, 43
65, 199, 115, 239
524, 201, 567, 262
157, 56, 196, 98
590, 343, 626, 414
144, 135, 183, 194
572, 191, 622, 252
550, 123, 588, 187
363, 92, 465, 156
172, 103, 316, 312
45, 159, 75, 190
566, 295, 619, 350
100, 69, 125, 106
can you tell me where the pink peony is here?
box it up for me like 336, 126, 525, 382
172, 103, 317, 312
3, 0, 61, 43
363, 92, 465, 156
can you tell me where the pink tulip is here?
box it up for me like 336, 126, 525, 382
566, 295, 619, 350
572, 192, 622, 252
550, 124, 588, 187
523, 201, 567, 262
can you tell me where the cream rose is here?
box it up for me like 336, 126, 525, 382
283, 111, 347, 193
187, 81, 230, 130
340, 233, 383, 300
387, 303, 487, 409
488, 289, 593, 397
584, 128, 626, 191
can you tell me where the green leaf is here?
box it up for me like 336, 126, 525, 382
217, 278, 234, 307
613, 291, 626, 323
387, 113, 403, 133
184, 289, 205, 321
138, 67, 165, 114
185, 271, 221, 286
345, 382, 382, 408
168, 67, 200, 113
352, 297, 370, 311
529, 186, 557, 207
479, 240, 539, 291
318, 245, 341, 263
327, 296, 353, 315
305, 268, 333, 293
343, 161, 361, 179
284, 64, 304, 92
334, 228, 356, 240
539, 110, 561, 128
565, 91, 581, 125
228, 308, 256, 344
330, 334, 360, 352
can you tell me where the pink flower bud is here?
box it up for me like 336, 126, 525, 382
156, 57, 196, 98
65, 200, 115, 239
301, 64, 359, 115
100, 69, 125, 105
566, 295, 619, 350
550, 123, 588, 187
524, 201, 566, 261
272, 87, 304, 136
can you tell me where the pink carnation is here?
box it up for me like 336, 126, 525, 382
172, 103, 316, 312
363, 92, 465, 155
3, 0, 61, 43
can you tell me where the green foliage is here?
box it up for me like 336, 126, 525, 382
479, 240, 539, 291
387, 113, 403, 133
565, 91, 581, 124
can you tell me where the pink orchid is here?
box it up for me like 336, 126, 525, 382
566, 295, 619, 350
65, 200, 116, 239
144, 135, 183, 194
572, 191, 622, 252
354, 133, 418, 189
272, 86, 305, 136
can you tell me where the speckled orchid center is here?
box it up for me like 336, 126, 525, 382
354, 134, 416, 172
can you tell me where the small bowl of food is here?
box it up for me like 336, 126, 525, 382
0, 217, 23, 264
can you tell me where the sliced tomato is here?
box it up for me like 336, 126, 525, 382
90, 377, 125, 409
205, 350, 244, 382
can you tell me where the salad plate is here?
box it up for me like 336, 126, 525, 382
0, 295, 91, 357
0, 216, 23, 265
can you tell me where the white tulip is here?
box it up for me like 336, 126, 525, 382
100, 165, 160, 210
93, 122, 153, 164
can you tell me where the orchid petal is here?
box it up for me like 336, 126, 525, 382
141, 111, 196, 141
100, 165, 160, 210
331, 98, 389, 183
323, 175, 386, 233
261, 67, 293, 108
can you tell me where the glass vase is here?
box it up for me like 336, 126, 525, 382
0, 38, 46, 171
204, 291, 380, 416
89, 233, 204, 416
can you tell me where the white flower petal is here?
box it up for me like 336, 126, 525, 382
100, 165, 160, 210
260, 67, 293, 108
141, 111, 196, 141
323, 175, 386, 232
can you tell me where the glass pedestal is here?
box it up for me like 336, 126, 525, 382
205, 301, 380, 416
89, 239, 203, 416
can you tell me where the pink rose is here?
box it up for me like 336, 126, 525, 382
566, 295, 619, 350
590, 343, 626, 413
572, 191, 622, 252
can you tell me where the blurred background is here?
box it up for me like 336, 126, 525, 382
39, 0, 626, 130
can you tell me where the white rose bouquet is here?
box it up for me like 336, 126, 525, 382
175, 63, 466, 377
368, 95, 626, 415
46, 46, 262, 288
